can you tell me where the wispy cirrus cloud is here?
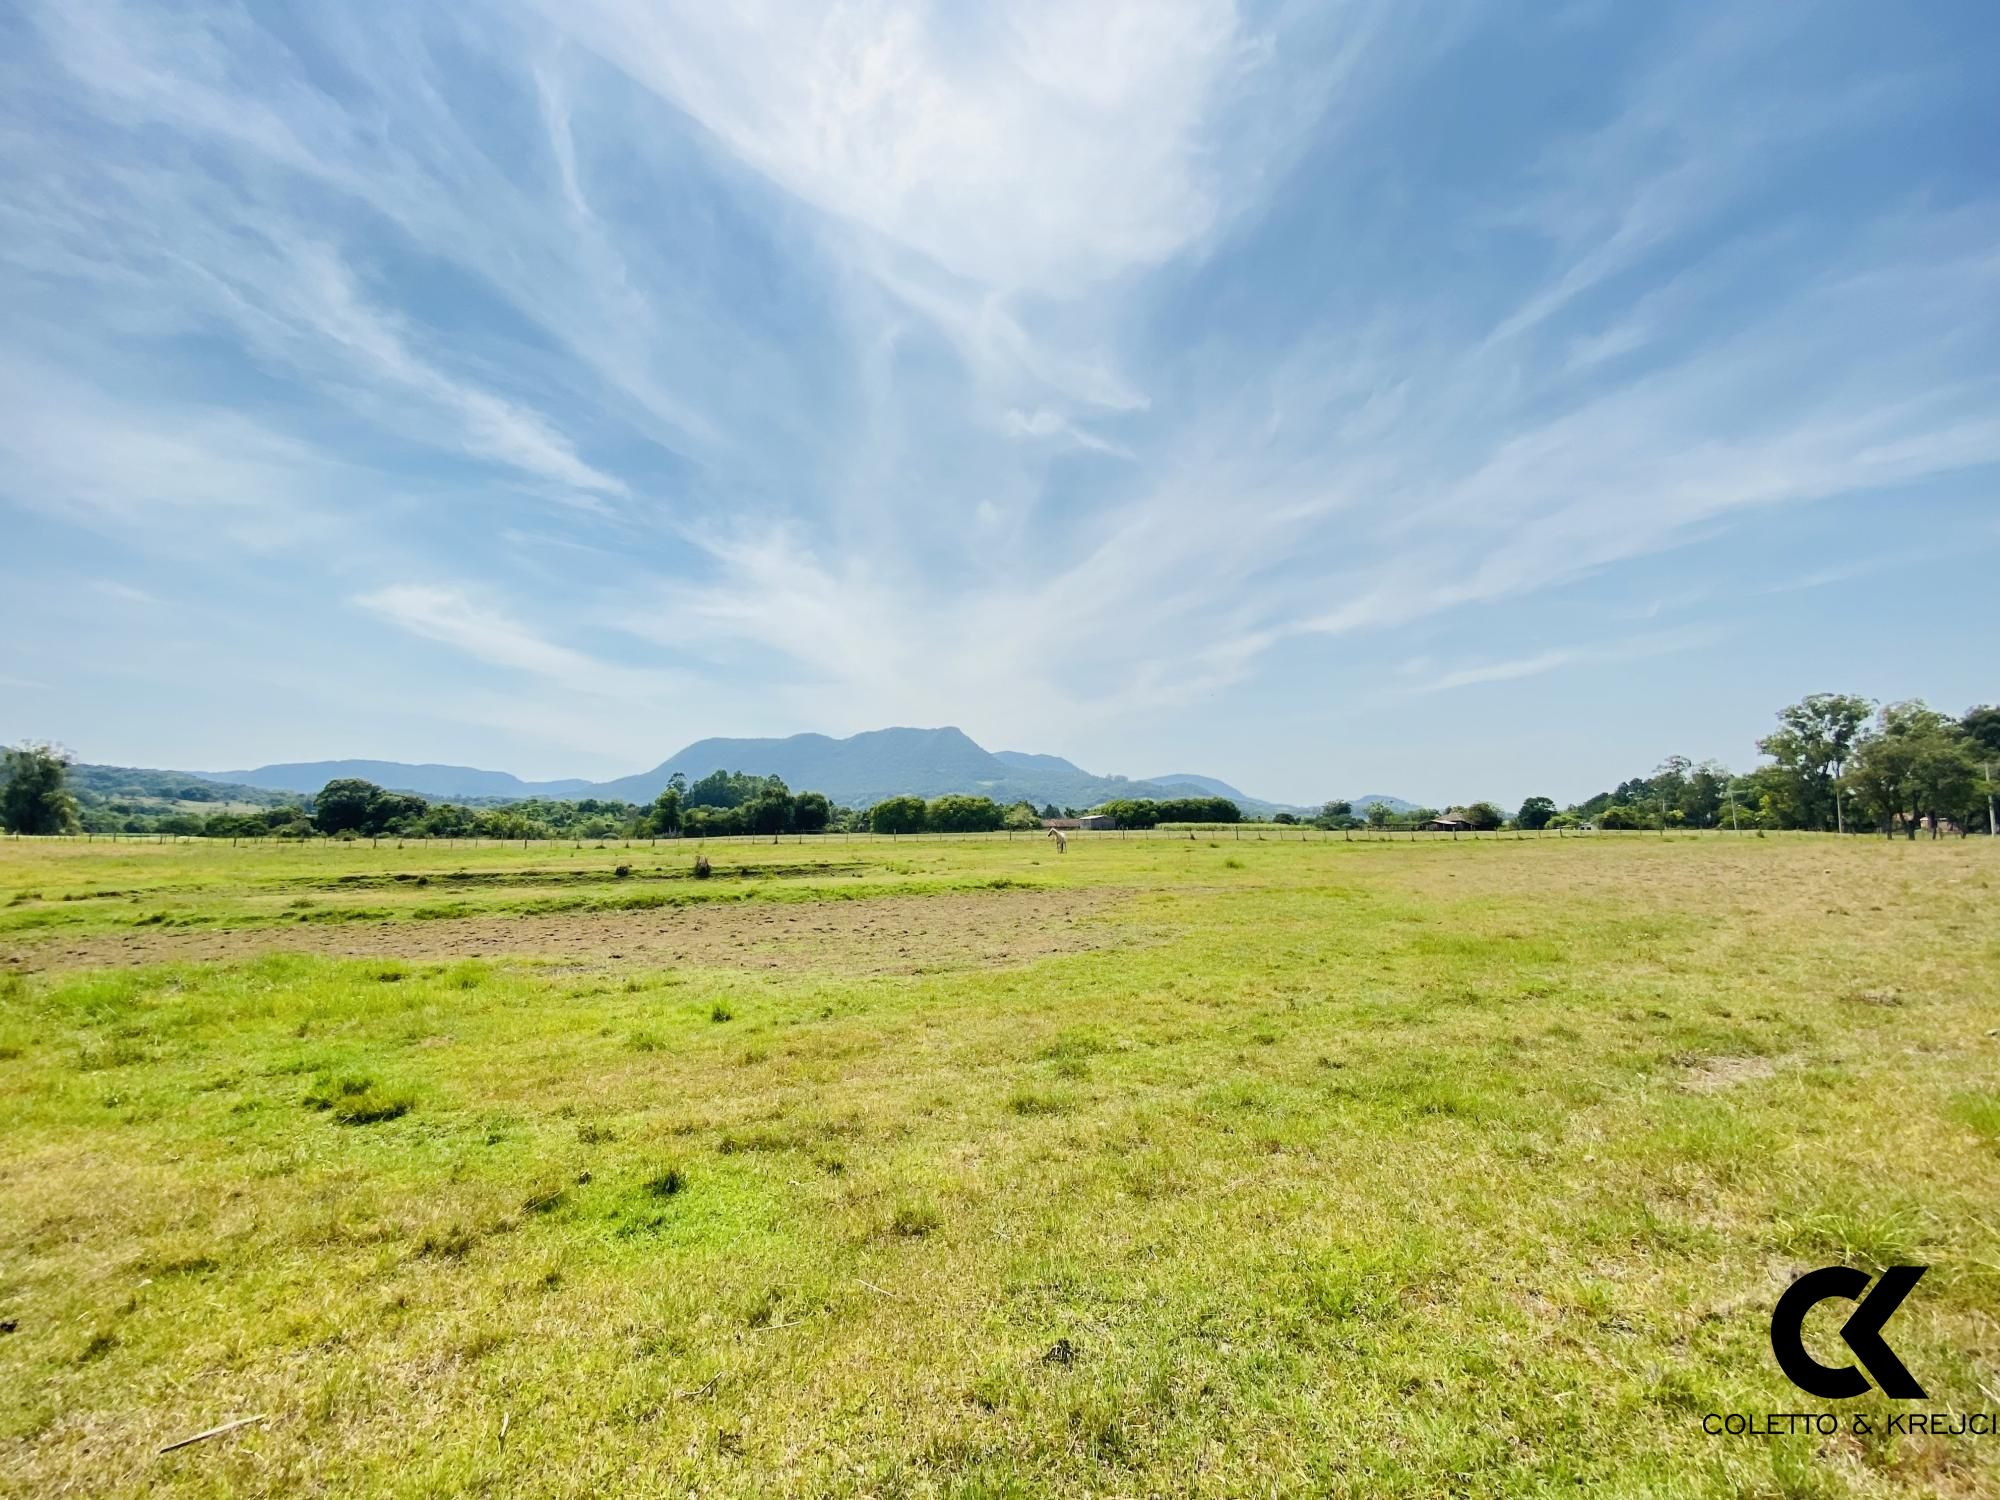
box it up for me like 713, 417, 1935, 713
537, 0, 1251, 294
353, 585, 685, 702
1406, 628, 1725, 695
1, 0, 1994, 798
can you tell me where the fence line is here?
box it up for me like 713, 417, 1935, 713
4, 825, 1856, 851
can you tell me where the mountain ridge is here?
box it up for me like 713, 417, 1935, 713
210, 759, 592, 800
184, 727, 1406, 815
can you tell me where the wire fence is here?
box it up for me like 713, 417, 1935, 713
3, 824, 1855, 852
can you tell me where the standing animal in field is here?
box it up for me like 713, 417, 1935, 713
1046, 828, 1067, 854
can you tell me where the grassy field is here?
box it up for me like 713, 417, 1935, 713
1, 831, 1996, 1497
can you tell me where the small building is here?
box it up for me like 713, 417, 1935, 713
1042, 818, 1082, 831
1423, 814, 1472, 832
1076, 814, 1116, 831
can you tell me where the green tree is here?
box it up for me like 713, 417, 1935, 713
1845, 701, 1978, 837
1099, 796, 1238, 828
924, 795, 1003, 832
1, 742, 80, 834
868, 795, 926, 834
1757, 694, 1872, 832
1366, 800, 1393, 829
683, 804, 746, 837
1313, 799, 1355, 829
743, 787, 796, 835
366, 790, 428, 833
312, 778, 382, 835
685, 770, 786, 810
1650, 756, 1691, 824
1962, 707, 2000, 830
1515, 796, 1556, 830
792, 791, 831, 833
647, 786, 683, 836
1002, 801, 1042, 830
1685, 761, 1729, 828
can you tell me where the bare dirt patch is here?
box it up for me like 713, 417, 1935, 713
2, 888, 1133, 977
1679, 1054, 1785, 1093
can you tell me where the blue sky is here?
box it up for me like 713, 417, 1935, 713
1, 1, 1994, 808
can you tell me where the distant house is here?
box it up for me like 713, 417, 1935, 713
1076, 814, 1116, 831
1042, 818, 1082, 831
1423, 814, 1472, 832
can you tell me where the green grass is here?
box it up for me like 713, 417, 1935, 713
0, 832, 1997, 1496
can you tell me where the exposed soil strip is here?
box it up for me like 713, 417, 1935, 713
2, 887, 1131, 977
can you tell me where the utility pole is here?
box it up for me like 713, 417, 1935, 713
1727, 780, 1740, 834
1988, 761, 1996, 838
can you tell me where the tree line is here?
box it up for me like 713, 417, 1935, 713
0, 754, 1099, 839
1513, 696, 1997, 835
4, 695, 1993, 838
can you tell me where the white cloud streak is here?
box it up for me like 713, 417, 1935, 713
353, 586, 685, 703
1408, 628, 1724, 695
2, 0, 1993, 785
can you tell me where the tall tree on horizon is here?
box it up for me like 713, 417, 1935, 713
1757, 694, 1873, 832
1, 742, 80, 835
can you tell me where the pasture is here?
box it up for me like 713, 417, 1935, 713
1, 832, 1996, 1497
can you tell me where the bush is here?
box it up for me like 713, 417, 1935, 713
1598, 804, 1656, 831
683, 805, 745, 837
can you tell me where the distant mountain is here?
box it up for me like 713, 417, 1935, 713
72, 764, 299, 808
991, 750, 1087, 775
594, 727, 1230, 810
166, 728, 1409, 816
200, 760, 592, 800
1348, 793, 1418, 814
594, 727, 1000, 804
1144, 772, 1252, 801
